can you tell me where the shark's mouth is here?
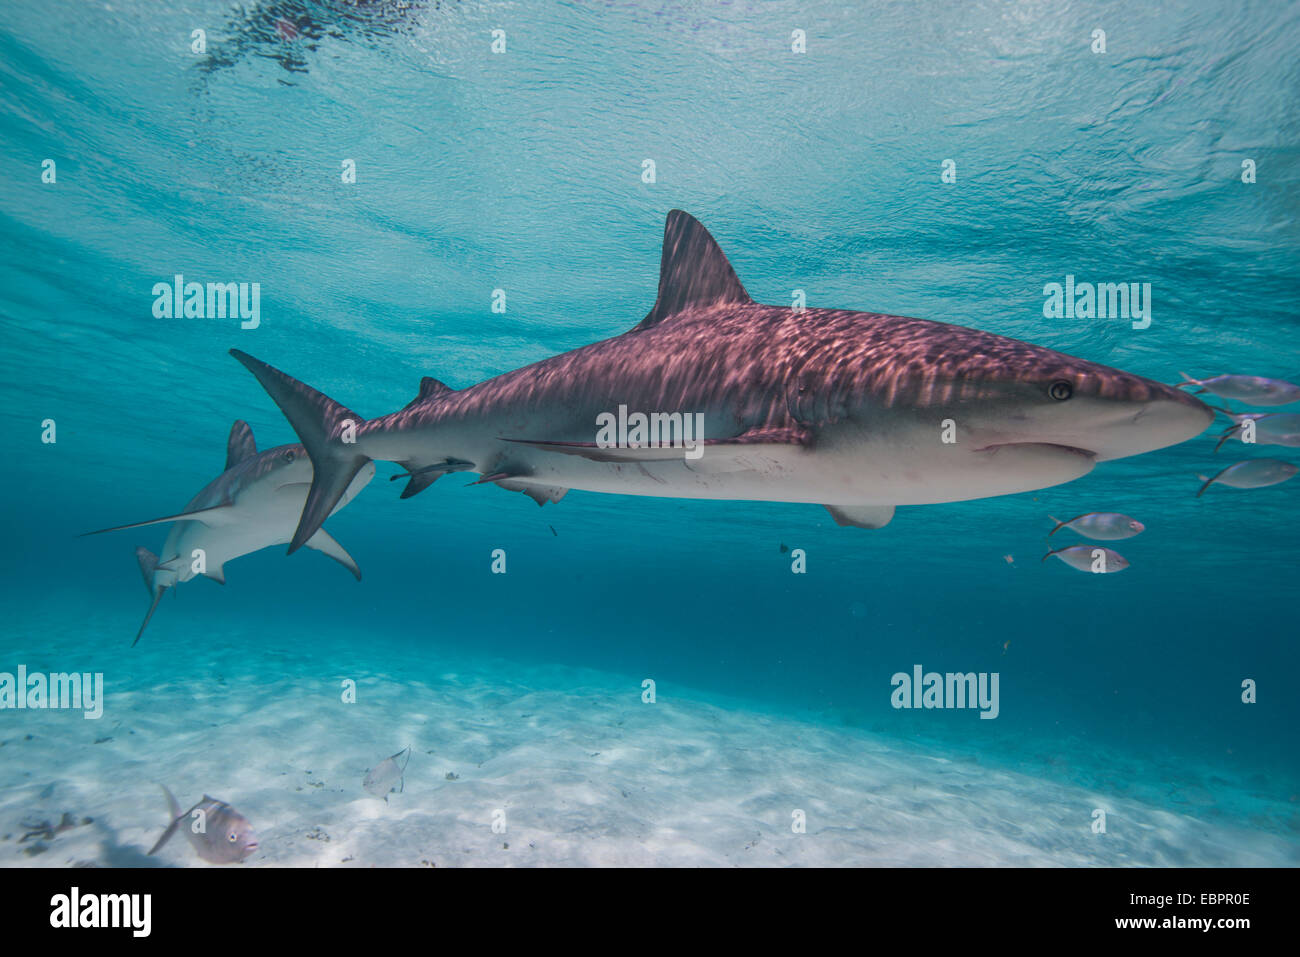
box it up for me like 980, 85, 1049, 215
974, 441, 1097, 459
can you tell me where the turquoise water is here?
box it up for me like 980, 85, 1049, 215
0, 1, 1297, 864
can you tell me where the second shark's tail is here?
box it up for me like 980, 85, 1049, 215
134, 546, 168, 647
229, 350, 372, 553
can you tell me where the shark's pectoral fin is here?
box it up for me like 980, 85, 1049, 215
494, 478, 569, 506
504, 426, 810, 467
824, 504, 895, 529
81, 504, 235, 537
305, 527, 362, 580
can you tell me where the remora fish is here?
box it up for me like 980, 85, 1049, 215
363, 746, 411, 801
147, 786, 258, 864
83, 420, 374, 644
229, 211, 1212, 545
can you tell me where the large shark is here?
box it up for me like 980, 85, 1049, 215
229, 210, 1212, 549
84, 420, 374, 644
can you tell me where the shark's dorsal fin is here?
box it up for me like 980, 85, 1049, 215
636, 210, 750, 330
226, 420, 258, 470
402, 376, 454, 411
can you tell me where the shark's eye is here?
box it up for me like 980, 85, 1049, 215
228, 832, 238, 842
283, 450, 296, 462
1048, 380, 1073, 401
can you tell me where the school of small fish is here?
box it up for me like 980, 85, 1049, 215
1038, 370, 1297, 576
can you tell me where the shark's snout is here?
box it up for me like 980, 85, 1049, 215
1090, 378, 1214, 461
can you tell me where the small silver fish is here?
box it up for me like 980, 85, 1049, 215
148, 786, 258, 864
1197, 458, 1299, 496
1042, 545, 1130, 574
1179, 373, 1300, 406
1048, 512, 1144, 540
363, 746, 411, 801
1213, 412, 1300, 452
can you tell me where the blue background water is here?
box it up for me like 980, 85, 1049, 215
0, 0, 1297, 831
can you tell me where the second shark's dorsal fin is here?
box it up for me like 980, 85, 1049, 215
402, 376, 455, 411
636, 210, 751, 330
226, 420, 258, 470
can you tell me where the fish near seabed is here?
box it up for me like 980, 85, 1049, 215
82, 420, 374, 645
363, 746, 411, 801
229, 210, 1213, 546
148, 786, 258, 864
1047, 512, 1145, 540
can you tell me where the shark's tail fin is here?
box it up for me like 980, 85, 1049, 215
229, 350, 370, 553
1177, 371, 1206, 394
133, 546, 167, 648
1047, 514, 1068, 537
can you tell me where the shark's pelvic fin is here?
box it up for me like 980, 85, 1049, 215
494, 478, 569, 506
202, 565, 226, 585
635, 210, 751, 330
226, 420, 258, 470
824, 504, 895, 529
230, 350, 369, 554
304, 526, 362, 580
81, 504, 236, 537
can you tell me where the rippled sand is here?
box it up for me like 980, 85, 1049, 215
2, 614, 1296, 868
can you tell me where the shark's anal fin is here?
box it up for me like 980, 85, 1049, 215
390, 459, 474, 499
81, 504, 235, 537
226, 420, 258, 470
305, 527, 362, 580
824, 504, 895, 529
635, 210, 752, 330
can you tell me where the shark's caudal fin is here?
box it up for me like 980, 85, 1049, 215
229, 350, 370, 553
634, 210, 752, 330
133, 546, 168, 647
1047, 514, 1068, 536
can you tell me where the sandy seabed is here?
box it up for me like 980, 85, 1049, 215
0, 616, 1296, 868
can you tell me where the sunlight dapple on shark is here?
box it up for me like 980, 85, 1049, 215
230, 210, 1212, 548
